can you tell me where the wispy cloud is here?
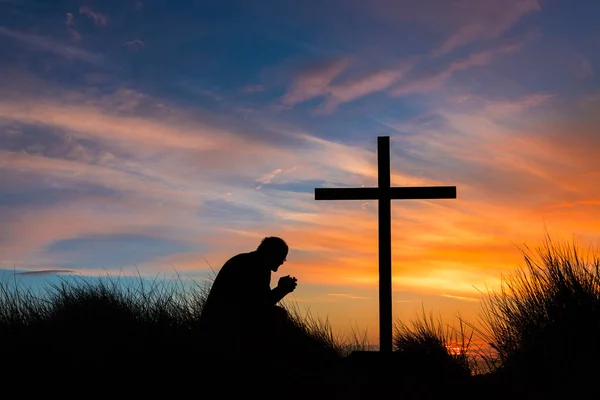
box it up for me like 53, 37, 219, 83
0, 85, 412, 272
65, 12, 74, 26
280, 57, 351, 106
14, 269, 75, 276
390, 42, 524, 97
0, 26, 102, 63
432, 0, 541, 56
280, 31, 533, 110
316, 65, 411, 114
0, 98, 228, 152
280, 58, 411, 113
64, 11, 82, 41
442, 294, 480, 303
124, 39, 145, 51
79, 5, 108, 27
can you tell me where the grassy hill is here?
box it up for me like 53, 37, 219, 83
1, 235, 599, 398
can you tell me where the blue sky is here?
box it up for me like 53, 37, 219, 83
1, 0, 600, 343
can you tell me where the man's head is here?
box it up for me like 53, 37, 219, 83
257, 236, 288, 272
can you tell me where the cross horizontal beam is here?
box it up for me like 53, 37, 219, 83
315, 186, 457, 201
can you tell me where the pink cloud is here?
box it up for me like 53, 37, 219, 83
316, 65, 411, 114
0, 26, 102, 64
387, 91, 599, 212
284, 0, 540, 57
79, 5, 108, 27
280, 57, 351, 106
281, 30, 535, 110
481, 93, 555, 114
124, 39, 145, 51
65, 13, 74, 27
343, 0, 540, 55
390, 42, 524, 97
281, 58, 410, 113
0, 99, 227, 152
432, 0, 541, 56
0, 99, 454, 280
0, 83, 411, 190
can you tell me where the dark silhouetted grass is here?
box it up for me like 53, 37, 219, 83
283, 301, 365, 356
393, 307, 475, 378
478, 235, 600, 394
0, 273, 362, 397
0, 273, 349, 356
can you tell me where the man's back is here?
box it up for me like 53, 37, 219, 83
201, 251, 271, 322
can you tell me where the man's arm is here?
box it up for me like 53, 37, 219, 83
267, 276, 297, 305
267, 286, 288, 305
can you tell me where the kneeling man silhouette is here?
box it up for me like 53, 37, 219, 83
199, 236, 297, 354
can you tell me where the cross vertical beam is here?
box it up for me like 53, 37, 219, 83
377, 137, 393, 353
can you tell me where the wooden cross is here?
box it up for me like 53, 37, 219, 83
314, 136, 457, 352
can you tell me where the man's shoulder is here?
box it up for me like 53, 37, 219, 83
216, 252, 258, 281
223, 251, 257, 267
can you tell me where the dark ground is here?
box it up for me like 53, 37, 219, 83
3, 349, 588, 400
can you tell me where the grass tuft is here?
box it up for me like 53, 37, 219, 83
478, 234, 600, 389
394, 307, 475, 378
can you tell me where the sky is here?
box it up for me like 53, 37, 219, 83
1, 0, 600, 346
